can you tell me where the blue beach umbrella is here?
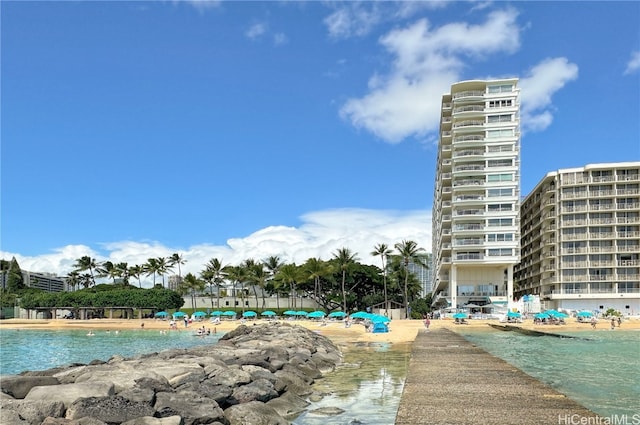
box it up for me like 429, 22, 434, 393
210, 311, 223, 316
172, 311, 186, 318
308, 311, 326, 318
154, 311, 168, 318
261, 311, 276, 316
370, 314, 391, 323
328, 311, 346, 318
295, 311, 308, 316
242, 311, 257, 318
350, 311, 370, 319
507, 311, 521, 318
452, 312, 468, 319
193, 311, 207, 317
222, 311, 236, 316
577, 311, 593, 317
283, 310, 297, 316
534, 313, 550, 320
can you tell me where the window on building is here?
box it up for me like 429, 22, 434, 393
487, 159, 513, 167
487, 114, 512, 123
487, 144, 513, 152
488, 84, 513, 93
487, 233, 514, 242
488, 99, 513, 108
488, 248, 512, 256
488, 174, 513, 182
487, 188, 513, 197
488, 218, 512, 227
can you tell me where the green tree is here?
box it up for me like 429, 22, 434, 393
303, 257, 332, 307
4, 257, 25, 292
371, 243, 393, 312
65, 270, 80, 292
201, 258, 227, 310
225, 265, 248, 313
393, 240, 427, 319
115, 262, 130, 286
168, 252, 186, 280
274, 263, 302, 309
128, 264, 144, 288
178, 272, 205, 310
73, 256, 99, 287
332, 248, 358, 313
264, 255, 284, 310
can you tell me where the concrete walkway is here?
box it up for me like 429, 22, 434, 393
395, 328, 599, 425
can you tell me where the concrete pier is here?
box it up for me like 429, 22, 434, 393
395, 329, 599, 424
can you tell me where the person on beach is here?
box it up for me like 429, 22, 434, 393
617, 317, 622, 327
424, 317, 431, 330
591, 317, 597, 329
610, 318, 616, 330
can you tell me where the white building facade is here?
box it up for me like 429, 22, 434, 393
431, 79, 521, 310
515, 162, 640, 316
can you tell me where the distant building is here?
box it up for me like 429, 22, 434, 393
0, 270, 65, 293
168, 275, 182, 291
431, 79, 521, 310
407, 253, 433, 296
515, 162, 640, 315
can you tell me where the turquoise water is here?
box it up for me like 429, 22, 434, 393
0, 329, 220, 375
456, 328, 640, 417
1, 328, 638, 421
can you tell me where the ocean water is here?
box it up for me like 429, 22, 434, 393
1, 328, 638, 422
0, 329, 220, 375
455, 328, 640, 417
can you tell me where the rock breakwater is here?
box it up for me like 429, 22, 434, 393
0, 323, 342, 425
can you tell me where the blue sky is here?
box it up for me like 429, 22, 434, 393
2, 1, 639, 285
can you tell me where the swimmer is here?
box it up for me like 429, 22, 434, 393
87, 331, 95, 336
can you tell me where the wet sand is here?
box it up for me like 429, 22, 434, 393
2, 316, 638, 346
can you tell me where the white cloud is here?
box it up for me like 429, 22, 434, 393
1, 208, 431, 288
624, 51, 640, 75
340, 9, 522, 143
273, 32, 288, 46
245, 23, 267, 40
519, 57, 579, 133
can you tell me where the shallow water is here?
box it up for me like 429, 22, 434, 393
0, 329, 220, 375
456, 328, 640, 417
293, 341, 412, 425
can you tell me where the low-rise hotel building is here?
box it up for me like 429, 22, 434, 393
515, 162, 640, 315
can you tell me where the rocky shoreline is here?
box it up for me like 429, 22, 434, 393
0, 323, 343, 425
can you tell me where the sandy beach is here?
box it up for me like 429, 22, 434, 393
2, 316, 639, 347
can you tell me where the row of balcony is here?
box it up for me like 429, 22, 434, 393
559, 246, 639, 254
561, 218, 640, 226
561, 203, 640, 212
562, 175, 639, 184
561, 231, 640, 240
561, 189, 640, 199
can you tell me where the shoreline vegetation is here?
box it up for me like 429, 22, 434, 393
2, 317, 639, 348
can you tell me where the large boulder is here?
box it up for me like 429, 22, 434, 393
3, 323, 342, 425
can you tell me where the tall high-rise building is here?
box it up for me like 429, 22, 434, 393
515, 162, 640, 315
431, 79, 521, 310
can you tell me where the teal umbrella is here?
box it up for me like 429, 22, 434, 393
154, 311, 168, 317
308, 311, 326, 318
172, 311, 186, 318
283, 310, 297, 316
370, 314, 391, 323
577, 311, 593, 317
328, 311, 346, 318
242, 311, 257, 318
295, 311, 308, 316
222, 311, 236, 316
193, 311, 207, 317
534, 313, 550, 319
506, 311, 521, 318
210, 311, 223, 316
452, 312, 467, 319
350, 311, 370, 319
261, 311, 276, 316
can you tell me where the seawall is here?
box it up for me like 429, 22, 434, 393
395, 328, 599, 425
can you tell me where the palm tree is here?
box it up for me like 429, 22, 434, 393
179, 273, 205, 310
225, 265, 248, 313
168, 253, 186, 280
275, 264, 300, 309
128, 264, 144, 288
371, 243, 393, 313
155, 257, 170, 288
303, 257, 331, 304
332, 248, 358, 313
73, 256, 99, 287
96, 261, 119, 283
394, 240, 426, 319
65, 270, 80, 292
201, 258, 227, 310
144, 258, 161, 287
115, 262, 130, 286
264, 255, 284, 310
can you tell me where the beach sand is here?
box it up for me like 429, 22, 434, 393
2, 316, 639, 346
